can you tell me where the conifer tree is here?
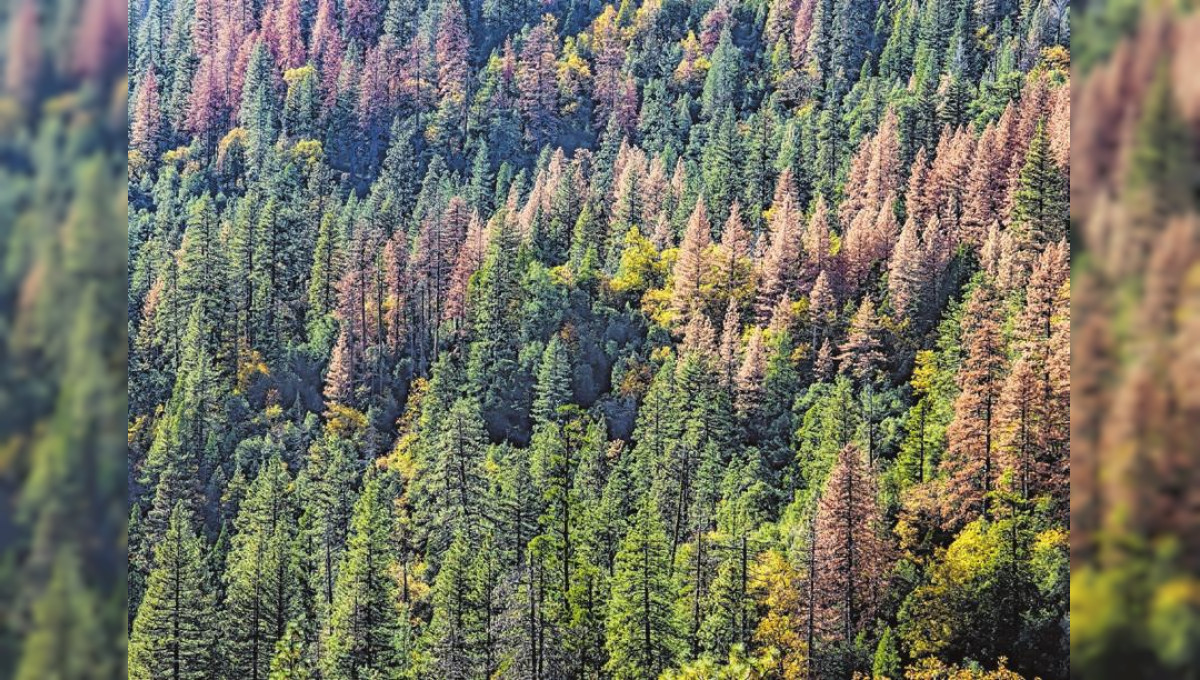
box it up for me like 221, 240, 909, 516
325, 471, 405, 679
223, 458, 300, 680
300, 434, 358, 647
757, 189, 804, 320
888, 213, 926, 321
144, 302, 219, 543
702, 108, 742, 224
428, 530, 485, 679
13, 550, 104, 680
532, 335, 573, 426
269, 621, 312, 679
129, 504, 217, 680
239, 40, 279, 165
517, 15, 561, 146
814, 444, 886, 657
132, 69, 164, 157
942, 279, 1007, 527
838, 298, 886, 384
701, 28, 740, 119
428, 397, 491, 543
605, 498, 683, 680
1008, 121, 1067, 279
672, 198, 713, 321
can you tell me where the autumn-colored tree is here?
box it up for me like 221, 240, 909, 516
517, 15, 561, 145
838, 298, 885, 384
346, 0, 383, 44
708, 202, 754, 312
842, 198, 899, 293
445, 211, 487, 327
269, 0, 305, 70
814, 444, 887, 651
132, 69, 164, 157
996, 356, 1045, 501
591, 6, 627, 124
757, 189, 804, 321
889, 213, 926, 321
383, 227, 411, 350
802, 196, 833, 290
672, 198, 713, 321
435, 0, 471, 143
942, 280, 1007, 527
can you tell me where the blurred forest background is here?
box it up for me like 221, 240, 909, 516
124, 0, 1072, 676
1072, 0, 1200, 678
0, 0, 129, 678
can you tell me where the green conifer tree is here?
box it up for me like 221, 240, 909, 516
129, 503, 217, 680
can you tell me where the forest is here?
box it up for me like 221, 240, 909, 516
126, 0, 1070, 677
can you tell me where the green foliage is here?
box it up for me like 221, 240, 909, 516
123, 0, 1071, 677
129, 504, 217, 680
605, 499, 683, 679
325, 471, 407, 679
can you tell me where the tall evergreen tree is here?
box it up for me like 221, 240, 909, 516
129, 504, 217, 680
605, 498, 683, 680
325, 471, 406, 679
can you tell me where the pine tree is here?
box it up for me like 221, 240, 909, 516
308, 209, 345, 327
1124, 60, 1193, 261
672, 198, 713, 321
813, 444, 886, 656
346, 0, 383, 44
605, 498, 683, 679
630, 359, 684, 493
144, 302, 219, 544
271, 0, 306, 70
129, 504, 217, 680
942, 279, 1007, 527
325, 470, 405, 679
802, 195, 834, 287
223, 458, 300, 680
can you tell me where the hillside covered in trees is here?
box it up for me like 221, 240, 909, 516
126, 0, 1070, 676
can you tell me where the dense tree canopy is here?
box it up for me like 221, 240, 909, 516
128, 0, 1070, 676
